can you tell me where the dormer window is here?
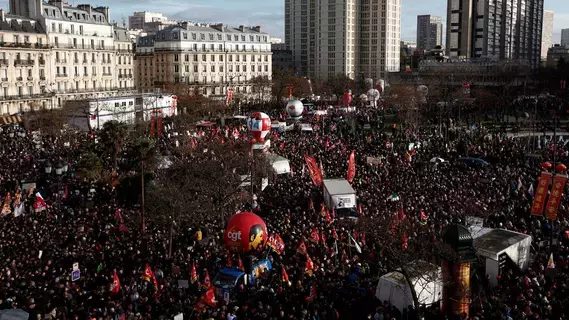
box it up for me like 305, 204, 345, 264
209, 34, 213, 40
200, 33, 205, 40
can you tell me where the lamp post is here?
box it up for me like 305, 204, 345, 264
44, 162, 52, 174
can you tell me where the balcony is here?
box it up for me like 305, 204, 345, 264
14, 59, 35, 66
0, 59, 8, 66
0, 93, 54, 101
83, 60, 88, 64
55, 59, 67, 64
39, 59, 46, 65
16, 77, 23, 81
74, 74, 80, 77
74, 60, 79, 64
56, 74, 68, 77
1, 78, 8, 81
91, 60, 97, 63
117, 48, 133, 53
102, 73, 112, 76
40, 76, 46, 80
96, 46, 116, 51
27, 76, 33, 81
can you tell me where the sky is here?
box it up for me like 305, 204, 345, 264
2, 0, 567, 44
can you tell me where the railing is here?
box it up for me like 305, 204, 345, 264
0, 93, 57, 100
27, 76, 33, 80
55, 59, 67, 64
16, 76, 23, 81
74, 60, 79, 64
56, 86, 137, 94
74, 74, 80, 77
117, 49, 133, 53
56, 74, 68, 77
39, 59, 46, 65
1, 78, 8, 81
40, 76, 46, 80
14, 59, 34, 66
0, 59, 8, 65
102, 73, 113, 76
0, 42, 51, 49
118, 74, 133, 78
96, 46, 116, 51
152, 47, 271, 53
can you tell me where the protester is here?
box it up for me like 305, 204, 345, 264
0, 109, 568, 320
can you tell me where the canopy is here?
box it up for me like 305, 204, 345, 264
0, 309, 29, 320
429, 157, 445, 163
375, 261, 442, 312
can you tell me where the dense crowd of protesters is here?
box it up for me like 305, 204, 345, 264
0, 107, 568, 320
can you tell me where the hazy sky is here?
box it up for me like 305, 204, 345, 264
4, 0, 567, 44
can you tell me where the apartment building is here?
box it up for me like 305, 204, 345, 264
128, 11, 169, 31
561, 29, 569, 47
541, 10, 554, 60
0, 9, 52, 115
135, 23, 272, 98
416, 15, 443, 51
285, 0, 400, 82
446, 0, 544, 69
1, 0, 136, 115
114, 27, 135, 89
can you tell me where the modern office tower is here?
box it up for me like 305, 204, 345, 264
446, 0, 544, 69
285, 0, 401, 81
541, 10, 553, 59
561, 28, 569, 47
417, 15, 443, 51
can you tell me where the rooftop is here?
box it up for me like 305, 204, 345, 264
474, 228, 531, 257
42, 1, 110, 26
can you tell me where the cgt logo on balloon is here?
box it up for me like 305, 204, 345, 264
227, 229, 242, 242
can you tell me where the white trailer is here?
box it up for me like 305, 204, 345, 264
323, 179, 357, 220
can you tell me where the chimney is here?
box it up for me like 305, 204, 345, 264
254, 26, 261, 32
239, 25, 244, 32
0, 9, 5, 21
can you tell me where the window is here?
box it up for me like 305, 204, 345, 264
185, 65, 189, 72
70, 25, 74, 34
211, 65, 215, 72
202, 65, 206, 72
173, 32, 179, 39
174, 54, 179, 61
251, 65, 255, 72
183, 32, 187, 39
217, 34, 222, 40
242, 55, 246, 61
194, 65, 198, 72
219, 66, 223, 72
236, 65, 240, 72
264, 65, 268, 72
200, 33, 205, 40
202, 55, 206, 61
211, 55, 215, 62
220, 55, 224, 62
243, 65, 247, 72
174, 65, 179, 72
193, 55, 198, 62
79, 25, 83, 35
192, 33, 196, 40
229, 55, 232, 62
209, 34, 214, 40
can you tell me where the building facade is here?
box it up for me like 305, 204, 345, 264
272, 42, 293, 72
0, 9, 52, 114
561, 29, 569, 47
446, 0, 544, 69
416, 15, 442, 51
541, 10, 553, 60
128, 11, 168, 31
1, 0, 137, 115
546, 44, 569, 68
285, 0, 400, 82
114, 27, 135, 89
135, 23, 272, 98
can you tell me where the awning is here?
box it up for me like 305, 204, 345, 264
0, 114, 23, 125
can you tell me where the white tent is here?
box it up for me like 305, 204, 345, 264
473, 228, 532, 287
375, 261, 443, 312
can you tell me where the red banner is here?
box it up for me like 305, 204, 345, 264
531, 172, 552, 216
149, 117, 155, 137
545, 174, 568, 220
304, 155, 323, 187
267, 233, 285, 254
346, 150, 356, 183
157, 117, 163, 137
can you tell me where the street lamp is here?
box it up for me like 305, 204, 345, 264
55, 162, 64, 175
44, 162, 52, 174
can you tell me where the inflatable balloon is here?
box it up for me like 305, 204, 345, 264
247, 112, 271, 143
286, 100, 304, 118
224, 212, 268, 253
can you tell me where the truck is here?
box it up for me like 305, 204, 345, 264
322, 179, 358, 221
213, 259, 272, 299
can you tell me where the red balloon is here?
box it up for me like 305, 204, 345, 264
556, 163, 567, 172
541, 162, 553, 170
224, 212, 267, 253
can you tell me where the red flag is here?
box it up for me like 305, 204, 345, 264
202, 269, 211, 289
309, 198, 315, 212
190, 263, 198, 284
321, 232, 328, 248
157, 117, 163, 137
398, 207, 406, 222
305, 255, 315, 276
149, 117, 155, 137
111, 270, 121, 295
320, 203, 327, 217
332, 227, 339, 240
226, 251, 232, 267
357, 204, 363, 217
33, 192, 47, 212
281, 266, 290, 283
306, 282, 317, 302
310, 228, 320, 243
346, 150, 356, 183
142, 264, 158, 292
419, 209, 428, 225
195, 286, 217, 311
238, 256, 245, 271
297, 238, 308, 255
304, 155, 323, 187
401, 232, 408, 251
531, 172, 552, 216
325, 210, 332, 224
